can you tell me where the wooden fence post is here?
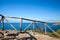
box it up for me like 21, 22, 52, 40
44, 23, 47, 35
20, 18, 23, 32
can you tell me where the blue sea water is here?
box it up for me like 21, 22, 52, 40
0, 23, 60, 32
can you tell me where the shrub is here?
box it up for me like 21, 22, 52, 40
35, 30, 38, 32
48, 29, 60, 38
56, 29, 60, 35
48, 32, 55, 37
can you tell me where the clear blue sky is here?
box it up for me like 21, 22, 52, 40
0, 0, 60, 22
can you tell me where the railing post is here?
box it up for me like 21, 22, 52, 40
1, 16, 4, 31
33, 21, 35, 35
33, 21, 34, 31
1, 16, 4, 38
20, 18, 23, 32
44, 22, 47, 35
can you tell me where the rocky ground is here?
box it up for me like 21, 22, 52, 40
0, 30, 60, 40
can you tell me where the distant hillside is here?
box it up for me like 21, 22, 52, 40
53, 22, 60, 25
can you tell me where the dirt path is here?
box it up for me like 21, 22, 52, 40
28, 31, 60, 40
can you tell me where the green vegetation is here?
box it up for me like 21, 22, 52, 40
56, 29, 60, 35
34, 29, 60, 38
48, 29, 60, 38
48, 32, 59, 38
34, 30, 44, 34
32, 30, 38, 32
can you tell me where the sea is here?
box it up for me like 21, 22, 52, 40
0, 23, 60, 32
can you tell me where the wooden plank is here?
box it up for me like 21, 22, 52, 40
5, 16, 45, 23
24, 22, 33, 31
4, 18, 17, 31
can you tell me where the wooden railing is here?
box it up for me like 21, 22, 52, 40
0, 14, 60, 38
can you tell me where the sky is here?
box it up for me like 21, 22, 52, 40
0, 0, 60, 22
